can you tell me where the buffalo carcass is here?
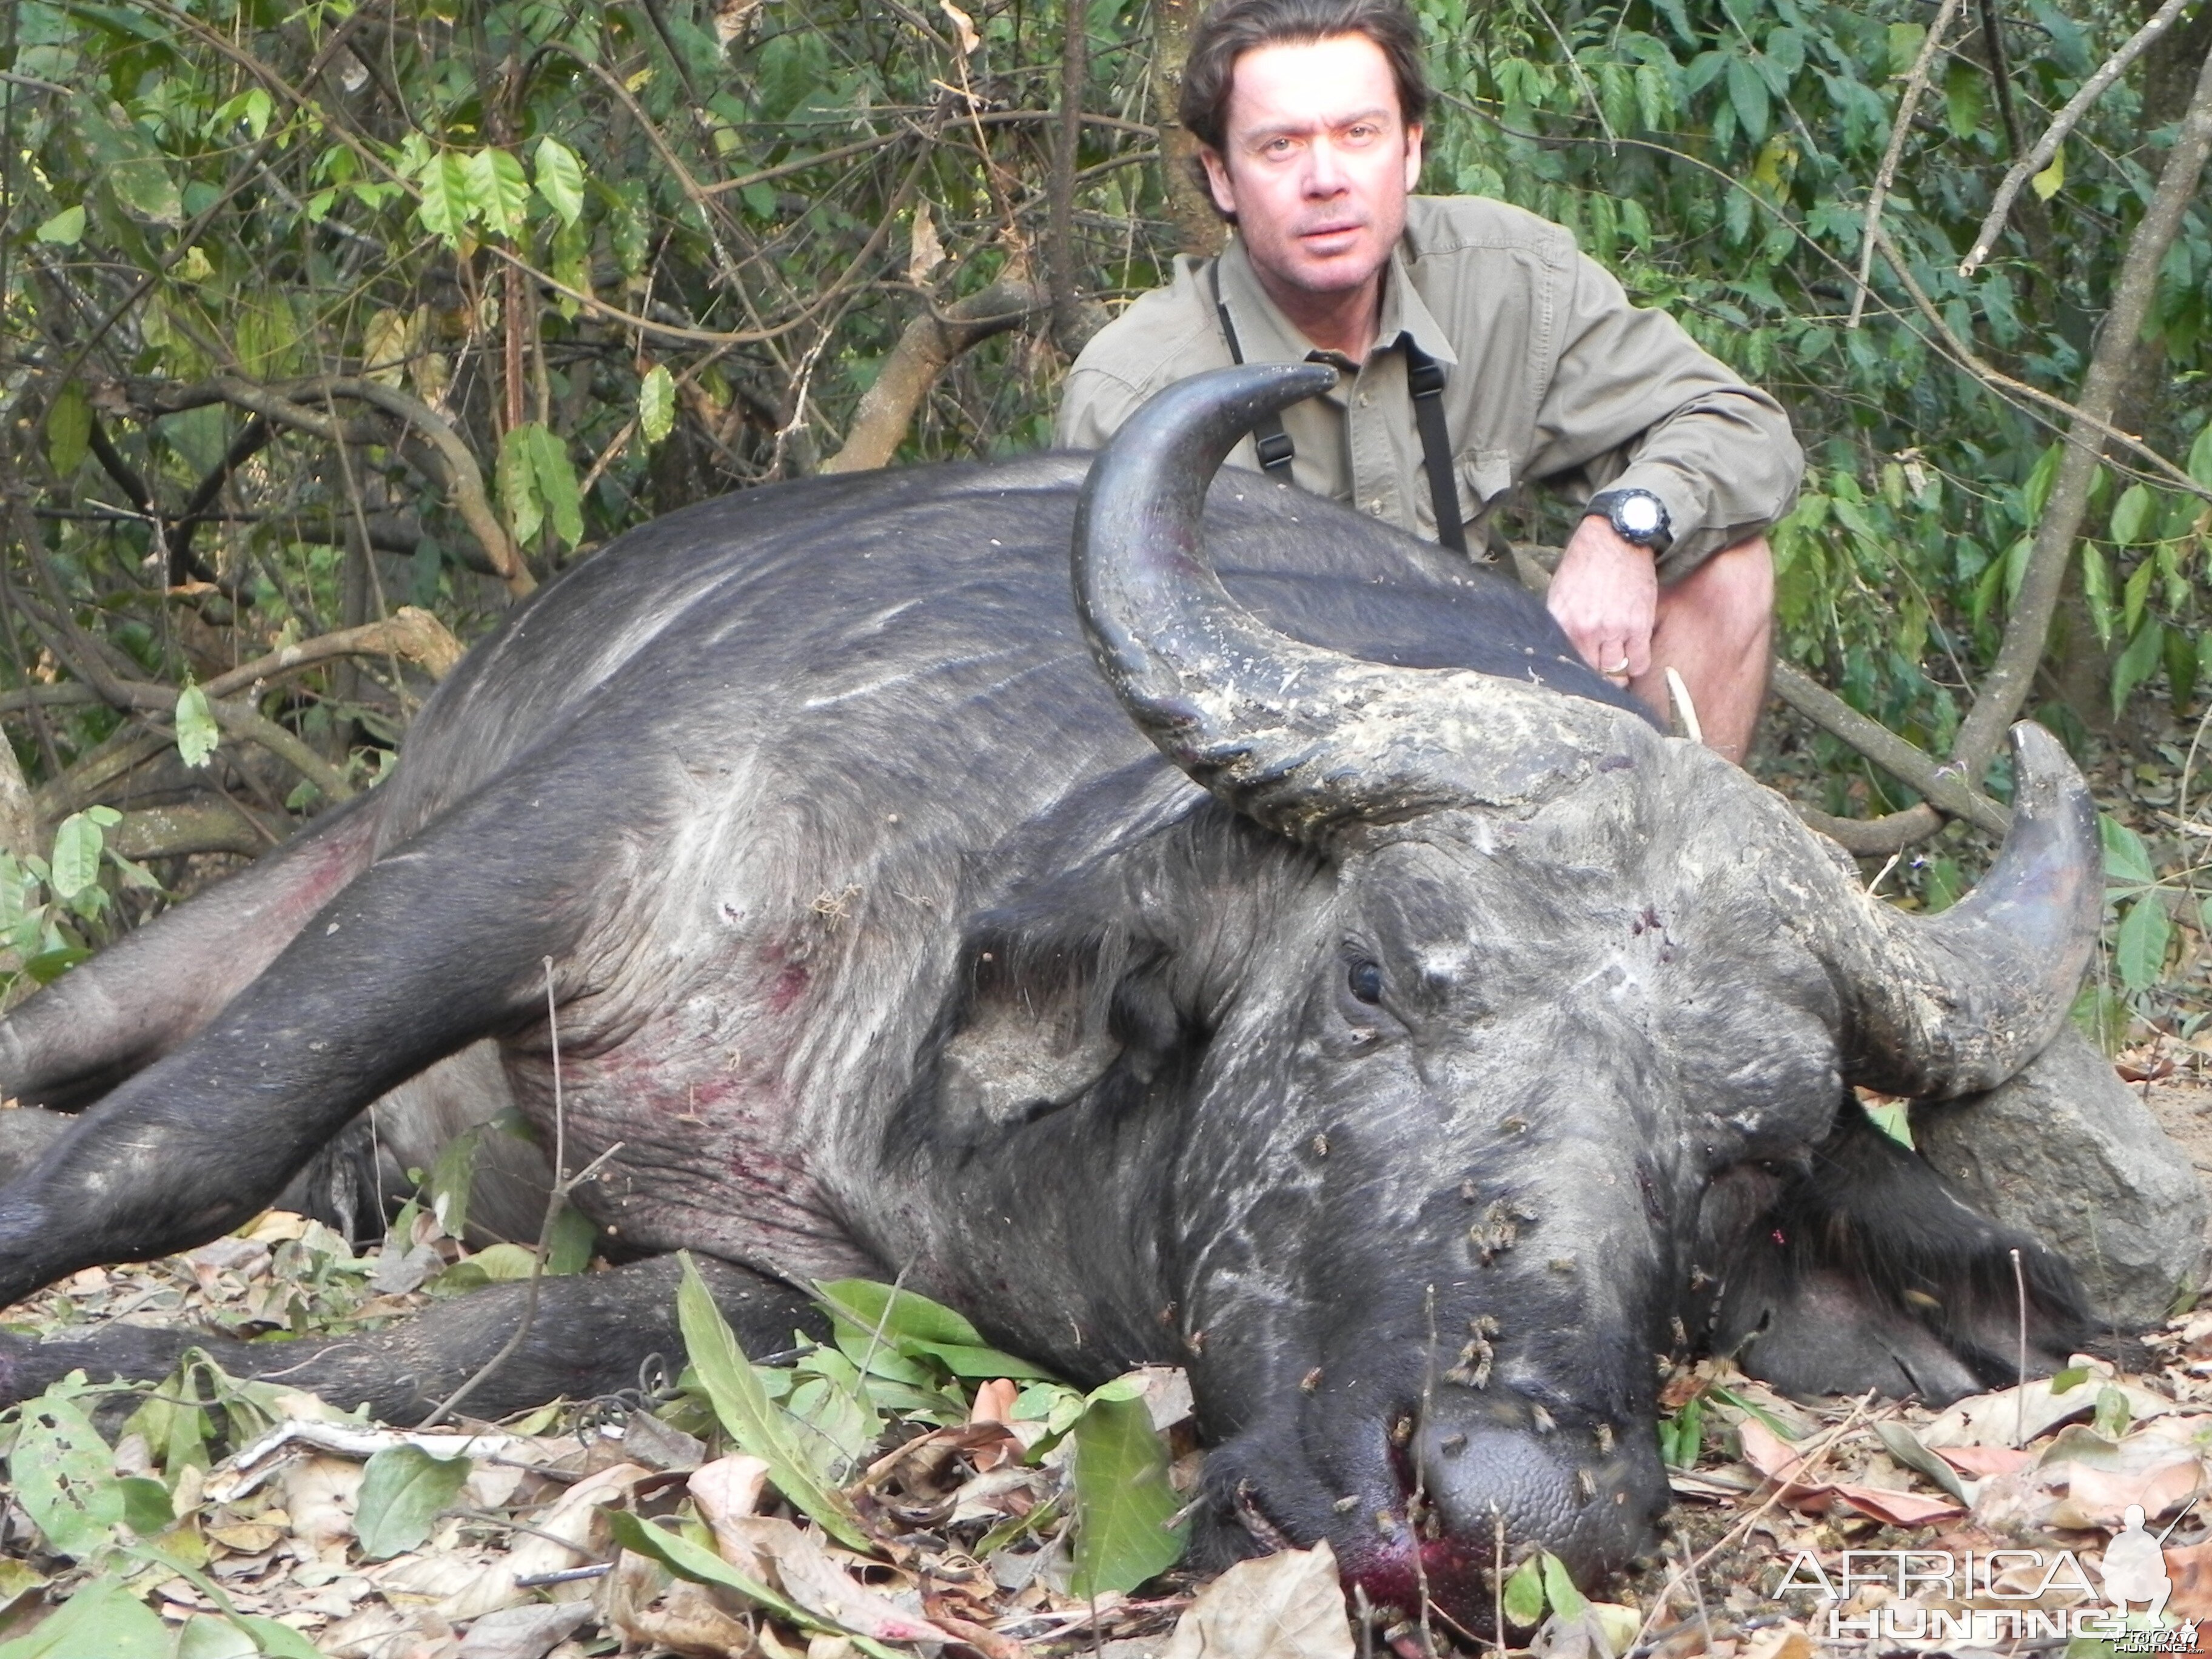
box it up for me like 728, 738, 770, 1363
0, 364, 2099, 1622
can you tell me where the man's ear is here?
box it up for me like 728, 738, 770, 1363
1199, 146, 1238, 218
1403, 122, 1423, 192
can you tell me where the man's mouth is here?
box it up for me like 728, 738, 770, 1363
1297, 221, 1364, 249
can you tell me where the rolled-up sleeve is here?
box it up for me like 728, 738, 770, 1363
1527, 252, 1802, 580
1054, 364, 1148, 451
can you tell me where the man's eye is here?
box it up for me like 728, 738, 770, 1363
1348, 960, 1384, 1004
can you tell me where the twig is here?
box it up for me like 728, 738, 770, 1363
1769, 660, 2010, 836
1962, 0, 2199, 275
1849, 0, 1966, 328
1977, 0, 2026, 159
417, 957, 621, 1429
1630, 1392, 1880, 1651
1948, 30, 2212, 775
2012, 1247, 2028, 1447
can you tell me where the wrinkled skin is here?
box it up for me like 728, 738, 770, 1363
0, 369, 2098, 1631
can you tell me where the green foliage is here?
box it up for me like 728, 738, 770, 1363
674, 1251, 874, 1550
353, 1444, 471, 1559
1068, 1376, 1187, 1597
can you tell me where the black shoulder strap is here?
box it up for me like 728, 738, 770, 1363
1211, 265, 1295, 477
1403, 342, 1469, 556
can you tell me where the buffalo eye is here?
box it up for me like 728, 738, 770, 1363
1347, 959, 1384, 1004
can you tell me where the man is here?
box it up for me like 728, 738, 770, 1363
1056, 0, 1800, 763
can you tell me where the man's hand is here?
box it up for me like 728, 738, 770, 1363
1547, 515, 1659, 686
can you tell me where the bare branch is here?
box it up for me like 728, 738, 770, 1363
1951, 30, 2212, 773
1872, 224, 2212, 505
1768, 660, 2008, 839
1849, 0, 1967, 329
822, 281, 1047, 474
109, 797, 273, 861
1961, 0, 2199, 276
207, 375, 533, 597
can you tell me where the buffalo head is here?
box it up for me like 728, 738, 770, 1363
1069, 364, 2100, 1621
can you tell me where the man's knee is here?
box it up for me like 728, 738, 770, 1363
1660, 535, 1772, 653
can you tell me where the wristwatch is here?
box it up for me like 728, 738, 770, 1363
1584, 488, 1671, 551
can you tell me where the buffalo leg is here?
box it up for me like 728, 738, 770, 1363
0, 783, 575, 1307
1704, 1105, 2088, 1403
0, 1254, 823, 1422
0, 792, 387, 1110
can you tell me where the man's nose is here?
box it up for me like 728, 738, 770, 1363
1302, 137, 1347, 196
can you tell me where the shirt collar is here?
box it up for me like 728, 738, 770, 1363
1216, 230, 1458, 372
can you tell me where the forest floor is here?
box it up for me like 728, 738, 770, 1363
0, 1058, 2208, 1658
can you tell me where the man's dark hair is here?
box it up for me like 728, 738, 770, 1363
1178, 0, 1430, 210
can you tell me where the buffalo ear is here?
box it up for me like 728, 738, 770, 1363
1704, 1104, 2090, 1405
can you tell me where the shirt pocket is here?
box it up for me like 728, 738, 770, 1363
1458, 450, 1516, 520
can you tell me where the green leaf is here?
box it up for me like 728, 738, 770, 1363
48, 811, 106, 904
2115, 894, 2171, 994
818, 1279, 985, 1347
2188, 420, 2212, 492
353, 1444, 471, 1559
1068, 1387, 1186, 1597
427, 1125, 480, 1238
2101, 814, 2156, 886
46, 381, 90, 477
2030, 143, 2064, 201
675, 1251, 873, 1550
2111, 617, 2164, 716
76, 100, 181, 224
639, 364, 676, 444
546, 1204, 597, 1275
417, 150, 472, 243
1862, 1098, 1912, 1148
175, 683, 219, 768
1503, 1555, 1547, 1628
534, 136, 585, 226
12, 1387, 127, 1557
0, 1579, 169, 1659
2122, 554, 2157, 639
2079, 542, 2114, 648
2111, 483, 2156, 545
35, 204, 85, 245
1541, 1552, 1588, 1620
525, 424, 583, 548
465, 147, 530, 242
2092, 1383, 2133, 1439
498, 425, 543, 543
1725, 55, 1769, 146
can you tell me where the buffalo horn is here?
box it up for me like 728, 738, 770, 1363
1071, 364, 1633, 842
1817, 722, 2100, 1098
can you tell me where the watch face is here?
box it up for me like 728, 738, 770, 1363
1618, 494, 1663, 537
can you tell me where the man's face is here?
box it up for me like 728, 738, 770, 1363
1201, 33, 1423, 306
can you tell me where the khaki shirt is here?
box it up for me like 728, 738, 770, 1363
1056, 195, 1801, 581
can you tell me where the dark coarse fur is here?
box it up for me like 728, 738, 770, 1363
0, 449, 2093, 1629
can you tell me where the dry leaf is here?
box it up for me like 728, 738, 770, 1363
453, 1601, 594, 1659
600, 1549, 754, 1659
1737, 1420, 1960, 1525
2051, 1455, 2203, 1528
2163, 1539, 2212, 1620
689, 1455, 771, 1539
939, 0, 980, 53
1936, 1445, 2033, 1478
1920, 1362, 2171, 1448
1159, 1542, 1352, 1659
423, 1461, 649, 1621
1822, 1482, 1963, 1527
712, 1515, 958, 1644
1741, 1626, 1814, 1659
283, 1454, 367, 1559
908, 203, 947, 287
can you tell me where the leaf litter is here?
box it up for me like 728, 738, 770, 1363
7, 1074, 2212, 1656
